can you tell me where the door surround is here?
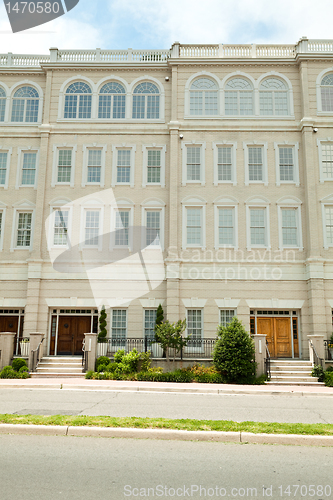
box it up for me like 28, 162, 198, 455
49, 308, 98, 355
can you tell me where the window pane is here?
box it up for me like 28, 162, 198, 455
187, 310, 202, 342
217, 147, 232, 181
11, 99, 24, 122
85, 210, 99, 246
21, 152, 37, 185
64, 95, 77, 119
132, 95, 145, 119
187, 147, 201, 181
53, 210, 68, 246
240, 92, 253, 115
322, 144, 333, 178
78, 95, 92, 119
220, 309, 235, 327
112, 309, 126, 343
205, 92, 218, 115
282, 209, 297, 246
25, 99, 39, 122
57, 150, 72, 183
87, 149, 101, 183
250, 209, 265, 245
279, 147, 294, 181
219, 208, 234, 245
117, 150, 131, 183
190, 92, 203, 115
147, 150, 161, 183
145, 309, 157, 341
146, 211, 160, 246
326, 206, 333, 245
147, 95, 159, 119
321, 87, 333, 112
260, 92, 273, 115
248, 147, 263, 181
187, 208, 201, 245
0, 152, 8, 185
115, 211, 129, 246
17, 213, 32, 247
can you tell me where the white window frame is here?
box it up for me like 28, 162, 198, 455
214, 198, 238, 249
142, 144, 166, 188
274, 142, 299, 186
316, 68, 333, 115
277, 198, 303, 250
82, 144, 107, 187
111, 200, 134, 250
48, 203, 73, 249
80, 201, 104, 251
219, 309, 236, 327
141, 199, 165, 251
212, 141, 237, 186
0, 203, 6, 251
182, 197, 206, 250
10, 203, 35, 251
246, 199, 270, 250
9, 81, 43, 125
51, 144, 77, 188
186, 309, 204, 352
317, 139, 333, 182
112, 144, 136, 187
243, 142, 268, 186
16, 147, 39, 189
0, 147, 12, 189
130, 77, 165, 123
111, 308, 127, 348
143, 308, 157, 342
181, 142, 206, 186
322, 202, 333, 249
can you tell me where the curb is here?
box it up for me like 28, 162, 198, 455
0, 423, 333, 446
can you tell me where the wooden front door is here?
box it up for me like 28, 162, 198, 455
57, 316, 91, 355
257, 317, 292, 358
0, 316, 19, 334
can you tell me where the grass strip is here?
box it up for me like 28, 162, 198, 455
0, 414, 333, 436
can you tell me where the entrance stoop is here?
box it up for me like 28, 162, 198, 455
267, 359, 324, 386
30, 357, 85, 378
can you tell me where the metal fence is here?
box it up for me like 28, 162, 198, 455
324, 340, 333, 361
105, 338, 217, 359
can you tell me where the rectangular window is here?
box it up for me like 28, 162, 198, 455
115, 211, 129, 246
146, 211, 160, 246
248, 147, 263, 181
84, 210, 100, 246
220, 309, 235, 327
187, 147, 201, 181
147, 150, 161, 183
321, 144, 333, 179
279, 147, 294, 181
21, 152, 37, 185
87, 149, 101, 183
144, 309, 157, 342
217, 147, 232, 181
218, 208, 234, 246
186, 208, 202, 246
325, 206, 333, 245
187, 310, 202, 342
0, 211, 2, 241
57, 150, 72, 183
117, 150, 131, 183
281, 209, 298, 246
0, 152, 8, 185
250, 208, 266, 246
53, 209, 69, 246
16, 212, 32, 247
112, 309, 127, 345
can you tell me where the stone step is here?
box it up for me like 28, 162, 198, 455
30, 373, 85, 378
269, 376, 316, 382
270, 366, 312, 372
38, 362, 82, 368
270, 360, 312, 366
267, 381, 325, 386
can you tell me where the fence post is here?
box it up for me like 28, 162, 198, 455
251, 334, 266, 377
0, 332, 16, 370
28, 332, 45, 371
84, 332, 98, 372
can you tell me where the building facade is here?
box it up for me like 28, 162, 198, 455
1, 38, 333, 358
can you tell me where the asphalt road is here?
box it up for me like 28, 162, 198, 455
0, 388, 333, 423
0, 434, 332, 500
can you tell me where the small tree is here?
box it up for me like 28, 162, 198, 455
155, 304, 164, 333
155, 319, 190, 364
98, 306, 107, 343
213, 317, 255, 383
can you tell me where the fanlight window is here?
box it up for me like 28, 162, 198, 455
132, 82, 159, 119
225, 78, 253, 115
64, 82, 92, 119
321, 73, 333, 112
190, 78, 218, 115
11, 86, 39, 122
0, 87, 5, 122
260, 78, 288, 115
98, 82, 126, 119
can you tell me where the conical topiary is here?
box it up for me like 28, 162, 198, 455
98, 306, 107, 343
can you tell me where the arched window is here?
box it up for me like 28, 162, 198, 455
132, 82, 159, 119
190, 78, 218, 115
260, 78, 288, 115
64, 82, 92, 119
225, 78, 253, 115
0, 87, 6, 122
11, 86, 39, 122
98, 82, 125, 119
321, 73, 333, 112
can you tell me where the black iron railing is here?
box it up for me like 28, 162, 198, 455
324, 339, 333, 361
31, 338, 44, 372
265, 342, 271, 379
309, 339, 323, 367
105, 338, 217, 359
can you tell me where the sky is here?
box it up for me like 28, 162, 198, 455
0, 0, 333, 54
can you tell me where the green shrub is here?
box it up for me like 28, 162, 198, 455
0, 366, 17, 378
213, 317, 256, 384
193, 372, 225, 384
325, 365, 333, 373
312, 364, 325, 382
98, 306, 107, 343
85, 370, 94, 379
18, 366, 29, 373
95, 356, 110, 371
104, 362, 118, 373
324, 371, 333, 387
113, 349, 125, 363
12, 358, 27, 372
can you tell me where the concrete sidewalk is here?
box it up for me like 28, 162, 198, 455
0, 377, 332, 396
